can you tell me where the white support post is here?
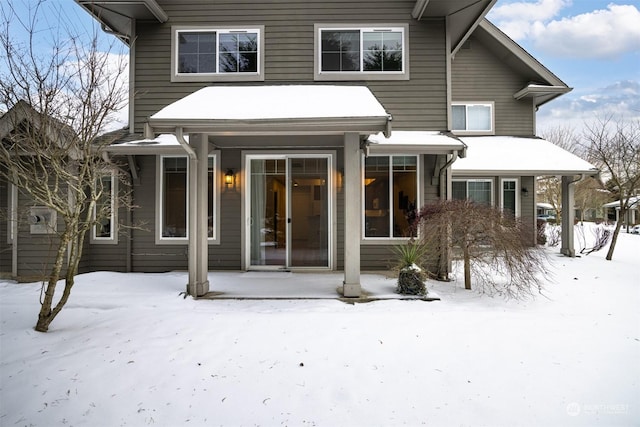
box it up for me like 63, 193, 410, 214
186, 134, 210, 296
187, 149, 198, 294
561, 175, 576, 257
343, 132, 361, 297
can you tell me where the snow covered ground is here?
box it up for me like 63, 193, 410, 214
1, 226, 638, 426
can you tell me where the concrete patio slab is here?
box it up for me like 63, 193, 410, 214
197, 271, 440, 302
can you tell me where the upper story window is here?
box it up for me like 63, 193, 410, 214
171, 26, 264, 82
452, 102, 494, 134
314, 24, 409, 81
363, 155, 418, 239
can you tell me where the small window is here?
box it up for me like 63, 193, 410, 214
452, 179, 493, 205
91, 172, 118, 244
452, 103, 494, 134
157, 155, 219, 244
363, 155, 418, 239
315, 24, 409, 81
172, 26, 264, 82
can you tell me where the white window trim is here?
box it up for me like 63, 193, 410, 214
91, 171, 118, 245
7, 183, 17, 244
171, 25, 265, 83
452, 178, 495, 205
156, 153, 221, 245
500, 177, 520, 218
361, 154, 421, 243
451, 101, 495, 135
314, 23, 410, 81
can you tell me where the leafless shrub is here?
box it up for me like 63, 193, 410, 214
576, 223, 613, 255
546, 224, 562, 247
413, 200, 551, 300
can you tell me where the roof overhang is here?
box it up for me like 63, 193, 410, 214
365, 131, 467, 157
75, 0, 168, 44
145, 85, 392, 137
452, 136, 599, 176
514, 84, 572, 106
412, 0, 496, 54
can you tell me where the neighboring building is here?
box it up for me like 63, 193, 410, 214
0, 0, 598, 295
603, 196, 640, 226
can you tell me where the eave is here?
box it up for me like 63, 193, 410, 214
412, 0, 496, 54
75, 0, 168, 45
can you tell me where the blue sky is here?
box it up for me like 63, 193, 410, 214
487, 0, 640, 132
2, 0, 639, 134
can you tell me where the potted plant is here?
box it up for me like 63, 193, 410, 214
393, 241, 428, 296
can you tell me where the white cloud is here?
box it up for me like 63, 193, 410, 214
537, 80, 640, 133
488, 0, 571, 40
531, 4, 640, 59
490, 2, 640, 59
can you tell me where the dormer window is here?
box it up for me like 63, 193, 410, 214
171, 26, 264, 82
314, 24, 409, 81
451, 102, 494, 134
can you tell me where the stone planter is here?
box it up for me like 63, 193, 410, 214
396, 264, 427, 296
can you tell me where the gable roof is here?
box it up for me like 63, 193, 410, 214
413, 0, 497, 54
0, 100, 76, 148
471, 20, 571, 107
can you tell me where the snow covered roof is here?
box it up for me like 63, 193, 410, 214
452, 136, 599, 176
366, 131, 466, 155
147, 85, 391, 136
105, 133, 185, 154
603, 196, 639, 209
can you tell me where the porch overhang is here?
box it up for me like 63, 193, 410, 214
365, 131, 467, 157
452, 136, 598, 176
145, 85, 392, 138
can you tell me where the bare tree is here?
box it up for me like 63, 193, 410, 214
0, 1, 128, 332
581, 117, 640, 260
414, 200, 551, 300
538, 126, 588, 221
574, 176, 611, 222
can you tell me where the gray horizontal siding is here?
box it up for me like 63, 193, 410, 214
452, 35, 534, 136
134, 0, 447, 132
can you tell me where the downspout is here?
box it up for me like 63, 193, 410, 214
439, 150, 458, 200
175, 127, 196, 159
437, 150, 459, 281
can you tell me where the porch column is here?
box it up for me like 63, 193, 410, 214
561, 175, 576, 257
343, 132, 361, 297
187, 134, 210, 296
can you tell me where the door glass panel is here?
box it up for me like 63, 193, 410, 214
250, 159, 286, 266
290, 158, 329, 267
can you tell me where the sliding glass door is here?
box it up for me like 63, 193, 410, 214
247, 155, 331, 269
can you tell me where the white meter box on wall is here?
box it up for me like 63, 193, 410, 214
29, 207, 57, 234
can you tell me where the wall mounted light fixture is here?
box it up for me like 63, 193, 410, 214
521, 187, 529, 197
225, 169, 235, 188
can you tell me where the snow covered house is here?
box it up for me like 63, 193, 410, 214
1, 0, 598, 296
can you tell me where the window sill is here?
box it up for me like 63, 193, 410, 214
171, 73, 264, 83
